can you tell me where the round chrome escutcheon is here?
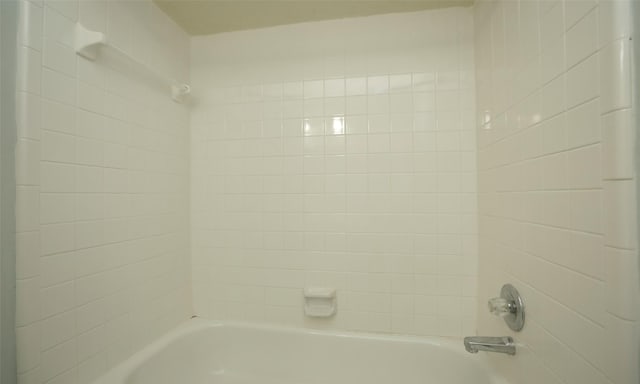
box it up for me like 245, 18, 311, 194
501, 284, 525, 332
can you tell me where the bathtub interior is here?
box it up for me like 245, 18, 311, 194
123, 321, 496, 384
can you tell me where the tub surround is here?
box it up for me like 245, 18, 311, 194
190, 7, 478, 337
11, 1, 640, 384
14, 1, 192, 383
475, 1, 638, 383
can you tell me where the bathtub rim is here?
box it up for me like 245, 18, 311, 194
93, 317, 510, 384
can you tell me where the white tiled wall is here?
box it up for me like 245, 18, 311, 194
474, 1, 638, 383
15, 1, 192, 383
16, 1, 637, 382
190, 8, 478, 336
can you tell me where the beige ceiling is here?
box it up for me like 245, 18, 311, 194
154, 0, 473, 35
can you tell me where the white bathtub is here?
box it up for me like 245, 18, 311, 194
94, 318, 507, 384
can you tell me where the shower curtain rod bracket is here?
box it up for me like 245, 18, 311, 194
74, 22, 105, 61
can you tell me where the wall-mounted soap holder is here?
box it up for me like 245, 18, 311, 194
488, 284, 525, 332
304, 287, 336, 317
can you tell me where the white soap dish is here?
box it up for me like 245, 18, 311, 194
303, 287, 336, 317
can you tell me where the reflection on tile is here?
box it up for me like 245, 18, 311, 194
330, 116, 345, 135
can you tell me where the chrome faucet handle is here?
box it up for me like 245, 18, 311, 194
487, 284, 525, 332
488, 297, 516, 317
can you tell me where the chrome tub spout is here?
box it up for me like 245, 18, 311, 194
464, 336, 516, 355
